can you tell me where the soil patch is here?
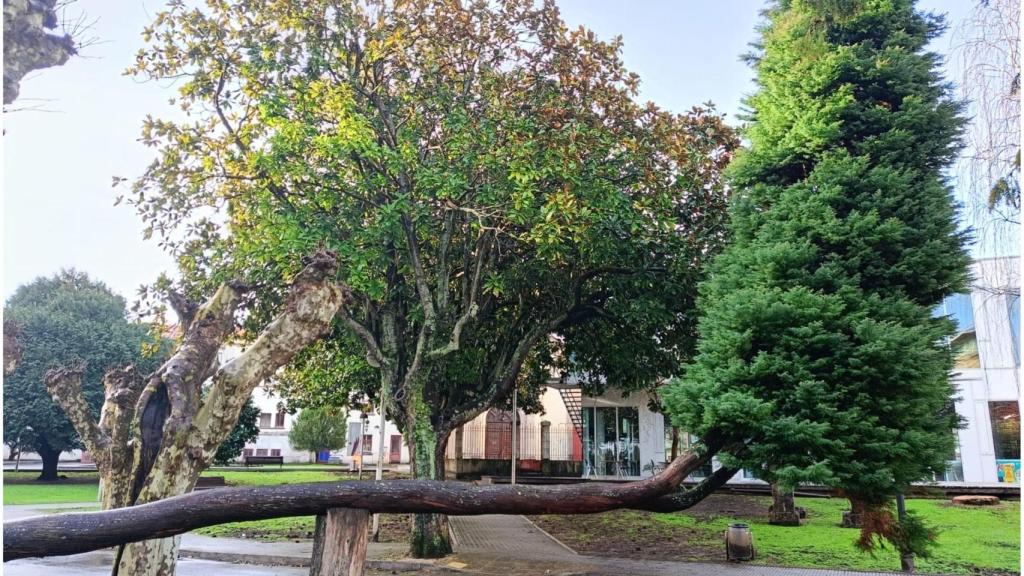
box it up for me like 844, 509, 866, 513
529, 494, 769, 562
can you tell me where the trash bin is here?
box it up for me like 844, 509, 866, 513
317, 450, 330, 463
725, 523, 754, 561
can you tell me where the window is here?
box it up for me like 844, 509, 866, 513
259, 413, 272, 428
256, 448, 268, 456
1009, 293, 1020, 366
270, 449, 281, 457
989, 401, 1020, 483
243, 448, 253, 457
274, 411, 286, 428
362, 434, 373, 455
936, 293, 980, 369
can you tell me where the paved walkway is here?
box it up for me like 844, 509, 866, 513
449, 515, 576, 557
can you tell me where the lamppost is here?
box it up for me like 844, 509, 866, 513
14, 426, 32, 472
358, 412, 369, 480
511, 387, 517, 486
372, 403, 386, 541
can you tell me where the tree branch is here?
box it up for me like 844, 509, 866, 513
635, 466, 741, 513
400, 214, 436, 327
196, 251, 350, 454
43, 362, 103, 460
4, 448, 714, 561
339, 309, 385, 368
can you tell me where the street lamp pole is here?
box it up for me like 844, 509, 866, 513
372, 403, 386, 541
358, 413, 368, 480
511, 387, 517, 486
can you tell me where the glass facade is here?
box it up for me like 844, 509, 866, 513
989, 401, 1020, 483
935, 293, 980, 369
581, 406, 640, 476
1009, 293, 1020, 366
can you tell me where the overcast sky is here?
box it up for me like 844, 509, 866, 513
2, 0, 988, 304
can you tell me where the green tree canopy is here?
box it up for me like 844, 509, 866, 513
213, 396, 261, 465
129, 1, 735, 459
129, 0, 735, 555
3, 270, 167, 479
665, 0, 968, 531
288, 408, 349, 454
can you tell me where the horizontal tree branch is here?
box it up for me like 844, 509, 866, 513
5, 448, 713, 561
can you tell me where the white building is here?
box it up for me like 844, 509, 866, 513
940, 257, 1020, 484
241, 383, 411, 466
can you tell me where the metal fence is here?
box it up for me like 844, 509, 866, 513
445, 422, 578, 461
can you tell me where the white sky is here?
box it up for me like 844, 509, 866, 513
2, 0, 998, 304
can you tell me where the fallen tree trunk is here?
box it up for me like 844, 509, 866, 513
5, 448, 726, 561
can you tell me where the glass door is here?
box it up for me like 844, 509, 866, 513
581, 405, 642, 477
618, 407, 640, 476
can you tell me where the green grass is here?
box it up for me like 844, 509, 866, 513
651, 497, 1020, 574
195, 516, 316, 540
207, 469, 355, 486
2, 468, 354, 505
3, 482, 100, 505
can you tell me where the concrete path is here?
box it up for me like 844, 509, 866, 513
449, 515, 576, 557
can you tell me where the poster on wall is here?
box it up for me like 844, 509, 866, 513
995, 459, 1020, 483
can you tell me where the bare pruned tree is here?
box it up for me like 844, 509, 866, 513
953, 0, 1021, 246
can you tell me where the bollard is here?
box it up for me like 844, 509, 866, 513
725, 523, 755, 561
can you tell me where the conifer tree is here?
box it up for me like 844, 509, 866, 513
666, 0, 968, 554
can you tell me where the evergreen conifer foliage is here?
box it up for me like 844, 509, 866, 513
666, 0, 969, 522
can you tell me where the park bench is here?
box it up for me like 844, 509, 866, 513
243, 455, 284, 468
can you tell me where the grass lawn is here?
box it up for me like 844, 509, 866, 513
2, 467, 360, 505
4, 482, 100, 505
532, 495, 1020, 575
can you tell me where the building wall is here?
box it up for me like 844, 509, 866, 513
242, 385, 412, 465
335, 409, 410, 467
447, 387, 666, 478
244, 386, 312, 463
950, 257, 1020, 484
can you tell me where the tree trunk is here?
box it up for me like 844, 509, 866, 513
768, 484, 800, 526
842, 497, 869, 528
36, 442, 60, 482
113, 535, 180, 576
670, 427, 680, 460
310, 508, 370, 576
409, 427, 452, 558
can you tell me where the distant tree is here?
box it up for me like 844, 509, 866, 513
289, 408, 349, 455
3, 270, 166, 480
666, 0, 968, 560
213, 396, 261, 465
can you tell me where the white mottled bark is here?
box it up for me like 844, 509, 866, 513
117, 253, 349, 576
44, 365, 143, 511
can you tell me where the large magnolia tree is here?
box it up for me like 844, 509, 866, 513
128, 0, 736, 556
